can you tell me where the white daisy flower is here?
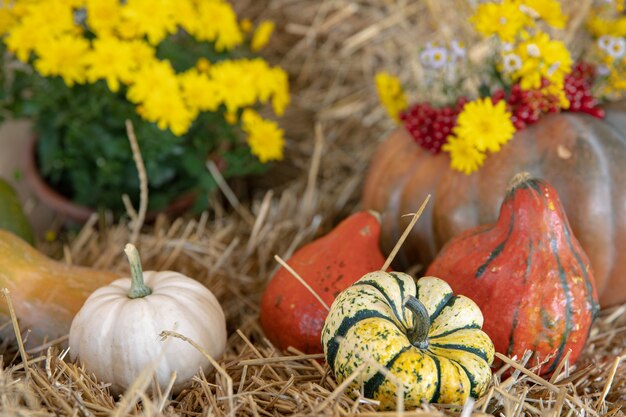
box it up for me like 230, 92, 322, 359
419, 46, 448, 69
598, 35, 614, 52
429, 47, 448, 69
607, 37, 626, 59
502, 53, 522, 73
526, 43, 541, 57
450, 40, 466, 58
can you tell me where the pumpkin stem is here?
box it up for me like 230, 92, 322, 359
403, 295, 430, 349
507, 172, 532, 192
124, 243, 152, 299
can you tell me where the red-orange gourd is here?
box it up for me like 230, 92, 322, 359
260, 211, 386, 353
363, 101, 626, 307
426, 173, 599, 375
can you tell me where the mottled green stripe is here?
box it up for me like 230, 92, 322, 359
362, 346, 411, 399
455, 361, 478, 397
557, 202, 599, 319
475, 210, 514, 278
429, 293, 455, 322
428, 323, 481, 339
546, 233, 573, 374
326, 310, 397, 373
428, 354, 442, 403
353, 280, 403, 323
507, 239, 533, 356
428, 343, 489, 363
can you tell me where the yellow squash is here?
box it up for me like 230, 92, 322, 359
0, 230, 119, 342
322, 271, 494, 409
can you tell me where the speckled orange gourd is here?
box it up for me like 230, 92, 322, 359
426, 173, 599, 375
260, 211, 386, 353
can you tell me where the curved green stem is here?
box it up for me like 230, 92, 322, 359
124, 243, 152, 299
404, 295, 430, 349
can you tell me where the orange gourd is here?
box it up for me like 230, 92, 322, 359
259, 211, 386, 353
363, 100, 626, 307
0, 230, 119, 343
426, 173, 599, 375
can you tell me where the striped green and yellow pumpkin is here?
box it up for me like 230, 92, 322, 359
321, 271, 494, 409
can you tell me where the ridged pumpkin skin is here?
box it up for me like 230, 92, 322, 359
426, 174, 599, 375
260, 211, 386, 353
363, 101, 626, 307
0, 230, 119, 343
322, 271, 494, 410
70, 269, 227, 394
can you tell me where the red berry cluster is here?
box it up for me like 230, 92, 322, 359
399, 97, 468, 153
564, 62, 604, 119
492, 82, 561, 130
399, 62, 604, 153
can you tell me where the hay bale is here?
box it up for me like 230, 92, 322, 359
1, 1, 624, 416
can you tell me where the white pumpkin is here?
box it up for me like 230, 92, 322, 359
69, 244, 227, 394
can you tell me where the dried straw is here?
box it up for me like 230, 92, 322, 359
1, 1, 625, 416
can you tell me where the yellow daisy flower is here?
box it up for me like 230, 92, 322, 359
86, 0, 121, 36
251, 21, 275, 51
375, 72, 408, 122
242, 109, 285, 163
442, 135, 486, 175
34, 35, 90, 86
179, 69, 221, 113
520, 0, 566, 29
86, 36, 138, 92
118, 0, 177, 44
452, 98, 515, 153
471, 1, 530, 42
209, 60, 257, 113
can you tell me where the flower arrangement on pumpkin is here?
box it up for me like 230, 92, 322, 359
0, 0, 290, 214
376, 0, 625, 174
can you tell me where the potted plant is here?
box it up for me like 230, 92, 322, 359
362, 0, 626, 307
0, 0, 289, 222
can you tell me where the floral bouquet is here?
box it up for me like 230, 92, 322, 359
0, 0, 290, 215
376, 0, 625, 174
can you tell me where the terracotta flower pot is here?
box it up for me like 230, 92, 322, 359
23, 136, 196, 223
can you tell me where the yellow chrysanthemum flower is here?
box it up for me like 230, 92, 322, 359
0, 7, 17, 36
520, 0, 566, 29
513, 31, 572, 90
471, 1, 530, 42
209, 60, 258, 114
129, 60, 195, 135
186, 0, 243, 51
126, 59, 175, 104
85, 0, 121, 35
270, 68, 290, 116
587, 14, 626, 38
5, 0, 79, 63
34, 35, 90, 86
452, 98, 515, 153
118, 0, 177, 44
251, 21, 275, 52
375, 72, 407, 122
242, 109, 285, 163
442, 135, 486, 175
86, 36, 141, 92
179, 69, 221, 113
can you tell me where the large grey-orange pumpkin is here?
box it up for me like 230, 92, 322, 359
362, 101, 626, 307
